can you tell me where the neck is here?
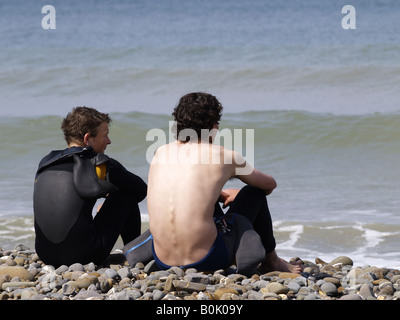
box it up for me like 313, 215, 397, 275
68, 142, 85, 149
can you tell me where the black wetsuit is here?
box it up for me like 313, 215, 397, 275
33, 147, 147, 267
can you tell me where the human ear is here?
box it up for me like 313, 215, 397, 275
83, 133, 91, 146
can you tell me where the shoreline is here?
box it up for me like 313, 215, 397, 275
2, 218, 399, 270
0, 244, 399, 301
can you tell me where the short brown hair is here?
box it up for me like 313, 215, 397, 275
172, 92, 223, 142
61, 106, 111, 145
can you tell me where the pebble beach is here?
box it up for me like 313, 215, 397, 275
1, 244, 399, 301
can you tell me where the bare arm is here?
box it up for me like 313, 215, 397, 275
218, 188, 240, 208
237, 167, 277, 195
231, 151, 277, 195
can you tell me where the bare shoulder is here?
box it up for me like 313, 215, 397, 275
218, 147, 251, 171
157, 143, 173, 153
210, 145, 235, 163
209, 145, 248, 178
151, 142, 175, 165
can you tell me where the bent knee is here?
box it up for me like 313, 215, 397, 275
237, 230, 266, 261
241, 185, 266, 199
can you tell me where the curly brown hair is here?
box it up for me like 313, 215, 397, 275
172, 92, 223, 142
61, 106, 111, 145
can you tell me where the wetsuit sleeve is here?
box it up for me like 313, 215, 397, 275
107, 158, 147, 202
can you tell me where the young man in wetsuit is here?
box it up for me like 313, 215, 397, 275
146, 92, 302, 275
33, 107, 147, 267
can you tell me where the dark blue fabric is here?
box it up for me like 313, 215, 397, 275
152, 232, 230, 271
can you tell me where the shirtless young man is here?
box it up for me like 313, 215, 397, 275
147, 92, 302, 274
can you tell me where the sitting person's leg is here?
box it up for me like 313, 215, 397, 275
120, 202, 141, 245
227, 185, 303, 273
94, 191, 141, 254
227, 185, 276, 253
219, 212, 265, 276
123, 229, 154, 267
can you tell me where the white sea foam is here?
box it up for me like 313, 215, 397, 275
273, 223, 304, 249
353, 225, 397, 249
272, 220, 400, 269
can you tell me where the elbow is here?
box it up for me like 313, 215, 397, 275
272, 178, 277, 190
139, 183, 148, 202
134, 181, 147, 203
265, 179, 277, 195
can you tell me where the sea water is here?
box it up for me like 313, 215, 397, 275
0, 0, 399, 268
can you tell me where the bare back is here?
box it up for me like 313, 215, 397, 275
147, 141, 236, 266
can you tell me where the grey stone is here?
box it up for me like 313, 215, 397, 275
286, 281, 301, 293
151, 270, 170, 279
84, 262, 96, 272
185, 268, 198, 274
144, 260, 159, 273
184, 272, 211, 285
304, 293, 319, 300
320, 282, 338, 296
358, 283, 375, 300
298, 286, 313, 295
253, 280, 269, 290
62, 282, 78, 295
134, 262, 145, 269
73, 289, 104, 300
14, 244, 30, 252
20, 288, 37, 300
246, 290, 263, 300
172, 280, 206, 292
329, 256, 353, 267
117, 267, 132, 279
316, 279, 325, 287
2, 281, 36, 291
153, 289, 166, 300
141, 292, 154, 300
105, 268, 119, 280
261, 282, 289, 295
126, 289, 142, 300
29, 294, 48, 300
168, 266, 185, 278
48, 292, 65, 300
324, 276, 341, 287
68, 263, 84, 272
55, 265, 68, 275
293, 276, 307, 286
340, 293, 362, 300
